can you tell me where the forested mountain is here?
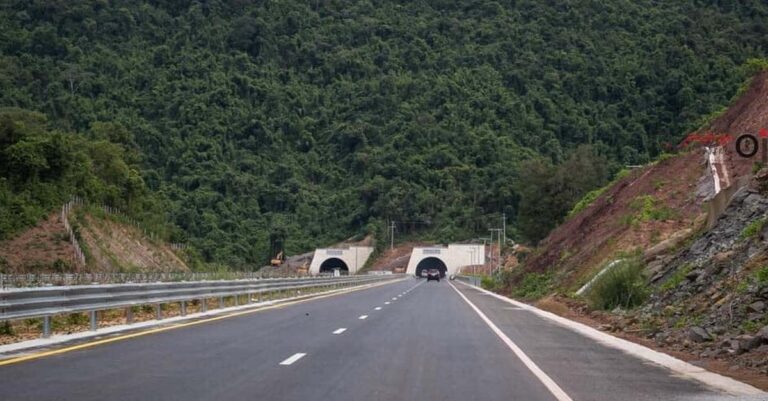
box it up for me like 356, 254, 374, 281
1, 0, 766, 267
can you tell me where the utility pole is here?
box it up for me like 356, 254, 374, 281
502, 212, 506, 247
489, 228, 502, 274
480, 237, 490, 273
389, 221, 396, 250
468, 249, 476, 276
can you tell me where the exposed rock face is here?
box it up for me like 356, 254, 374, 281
653, 188, 768, 285
643, 228, 693, 262
635, 186, 768, 370
689, 327, 711, 342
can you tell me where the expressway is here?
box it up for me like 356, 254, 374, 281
0, 278, 762, 401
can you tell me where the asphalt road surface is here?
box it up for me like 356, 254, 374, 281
0, 278, 762, 401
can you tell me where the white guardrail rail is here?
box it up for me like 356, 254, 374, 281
0, 275, 402, 338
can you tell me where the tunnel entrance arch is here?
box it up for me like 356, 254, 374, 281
415, 257, 448, 278
319, 258, 349, 274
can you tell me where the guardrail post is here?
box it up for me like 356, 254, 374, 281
234, 295, 239, 307
156, 304, 162, 320
126, 307, 133, 324
180, 301, 187, 316
43, 316, 51, 338
201, 299, 207, 313
247, 292, 252, 304
218, 297, 224, 309
89, 311, 97, 331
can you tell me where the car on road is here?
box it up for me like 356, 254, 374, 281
426, 269, 440, 282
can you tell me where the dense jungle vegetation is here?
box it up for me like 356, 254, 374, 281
1, 0, 766, 267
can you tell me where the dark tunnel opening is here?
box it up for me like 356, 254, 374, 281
319, 258, 349, 274
415, 257, 447, 278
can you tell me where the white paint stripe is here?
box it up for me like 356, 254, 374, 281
359, 315, 368, 320
374, 307, 382, 310
455, 280, 764, 396
333, 328, 347, 335
384, 301, 390, 305
392, 297, 397, 300
279, 353, 306, 365
448, 283, 573, 401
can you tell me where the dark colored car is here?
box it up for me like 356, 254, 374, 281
426, 269, 440, 282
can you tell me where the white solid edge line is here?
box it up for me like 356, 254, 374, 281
333, 328, 347, 335
448, 283, 573, 401
279, 353, 306, 365
455, 280, 765, 396
359, 315, 368, 320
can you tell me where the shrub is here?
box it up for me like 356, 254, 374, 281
480, 275, 497, 291
744, 57, 768, 75
0, 321, 13, 336
512, 272, 552, 299
66, 313, 88, 326
740, 218, 767, 240
568, 187, 607, 218
660, 263, 693, 291
755, 266, 768, 286
624, 195, 677, 226
741, 319, 760, 333
587, 258, 649, 310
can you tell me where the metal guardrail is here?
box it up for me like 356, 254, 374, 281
0, 275, 402, 338
0, 271, 323, 289
455, 275, 482, 287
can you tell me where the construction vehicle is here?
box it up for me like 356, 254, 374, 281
270, 251, 284, 267
296, 261, 309, 276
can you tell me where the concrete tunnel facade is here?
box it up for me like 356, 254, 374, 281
309, 246, 375, 275
405, 244, 485, 277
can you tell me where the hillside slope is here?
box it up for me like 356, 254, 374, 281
0, 206, 189, 274
499, 70, 768, 384
521, 151, 705, 292
3, 1, 768, 264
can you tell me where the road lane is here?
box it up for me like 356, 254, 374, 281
451, 281, 756, 401
0, 279, 416, 401
0, 277, 761, 401
256, 278, 558, 401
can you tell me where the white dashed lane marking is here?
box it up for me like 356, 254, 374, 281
279, 353, 306, 366
359, 315, 368, 320
333, 328, 347, 334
